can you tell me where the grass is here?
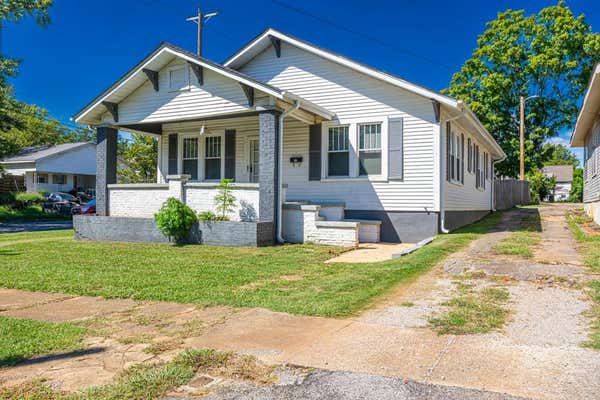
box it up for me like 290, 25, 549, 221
493, 210, 542, 258
566, 209, 600, 349
0, 315, 86, 367
0, 348, 274, 400
0, 205, 70, 222
0, 212, 502, 317
429, 283, 510, 335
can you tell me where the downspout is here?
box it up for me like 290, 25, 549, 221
439, 111, 467, 234
277, 100, 300, 243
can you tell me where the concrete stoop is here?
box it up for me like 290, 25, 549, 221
282, 201, 382, 247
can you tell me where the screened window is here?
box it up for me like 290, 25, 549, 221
37, 174, 48, 184
358, 123, 382, 175
182, 138, 198, 180
205, 136, 222, 180
327, 126, 349, 177
52, 174, 66, 185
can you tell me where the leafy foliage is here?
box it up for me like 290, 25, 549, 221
117, 134, 158, 183
214, 179, 236, 220
14, 191, 45, 208
0, 1, 91, 161
445, 2, 600, 177
198, 210, 224, 222
154, 198, 198, 243
527, 168, 556, 203
569, 168, 583, 202
541, 143, 580, 167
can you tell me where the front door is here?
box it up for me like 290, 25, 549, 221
248, 138, 260, 183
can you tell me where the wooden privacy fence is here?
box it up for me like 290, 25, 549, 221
0, 174, 25, 193
494, 179, 530, 210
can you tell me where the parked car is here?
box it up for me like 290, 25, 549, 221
43, 192, 80, 215
72, 199, 96, 215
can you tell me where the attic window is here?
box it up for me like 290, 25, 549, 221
168, 65, 189, 91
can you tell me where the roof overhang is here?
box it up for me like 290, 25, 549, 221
224, 28, 460, 109
73, 43, 286, 125
571, 63, 600, 147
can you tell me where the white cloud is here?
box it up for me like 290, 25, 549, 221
543, 133, 583, 165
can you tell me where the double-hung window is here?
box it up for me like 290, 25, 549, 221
358, 123, 382, 176
37, 174, 48, 184
446, 124, 463, 184
327, 126, 350, 177
182, 137, 199, 180
205, 136, 222, 180
467, 138, 472, 173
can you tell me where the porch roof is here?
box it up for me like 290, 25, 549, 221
72, 42, 334, 127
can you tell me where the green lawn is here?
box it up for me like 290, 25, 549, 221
0, 315, 85, 367
0, 212, 501, 317
567, 209, 600, 349
0, 205, 70, 222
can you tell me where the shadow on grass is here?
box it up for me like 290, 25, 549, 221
0, 346, 106, 368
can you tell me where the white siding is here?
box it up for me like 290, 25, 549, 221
105, 59, 252, 124
583, 119, 600, 203
442, 116, 493, 211
36, 144, 96, 175
237, 42, 439, 211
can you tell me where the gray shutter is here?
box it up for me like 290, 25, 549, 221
224, 129, 236, 180
309, 124, 322, 181
168, 134, 178, 175
388, 117, 404, 180
445, 122, 451, 181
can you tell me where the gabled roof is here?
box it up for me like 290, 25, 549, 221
542, 165, 574, 182
73, 42, 334, 125
571, 63, 600, 147
0, 142, 94, 164
225, 28, 460, 108
225, 28, 505, 159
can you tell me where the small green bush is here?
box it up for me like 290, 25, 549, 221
198, 210, 218, 222
14, 192, 45, 208
215, 178, 236, 220
154, 198, 198, 243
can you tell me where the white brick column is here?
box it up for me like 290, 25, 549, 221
167, 174, 190, 202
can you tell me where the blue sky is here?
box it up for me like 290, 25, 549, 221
5, 0, 599, 161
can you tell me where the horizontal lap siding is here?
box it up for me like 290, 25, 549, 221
443, 117, 492, 211
111, 60, 249, 124
584, 120, 600, 203
241, 43, 437, 211
283, 119, 435, 211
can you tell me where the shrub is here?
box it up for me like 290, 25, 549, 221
14, 192, 45, 208
154, 198, 198, 243
198, 210, 218, 222
214, 178, 236, 220
527, 169, 555, 204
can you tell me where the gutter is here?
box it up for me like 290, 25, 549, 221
277, 100, 301, 243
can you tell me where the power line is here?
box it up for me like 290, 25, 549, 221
270, 0, 454, 71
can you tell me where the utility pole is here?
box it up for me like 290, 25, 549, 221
186, 7, 219, 57
519, 95, 525, 181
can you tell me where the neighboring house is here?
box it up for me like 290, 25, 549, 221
542, 165, 573, 202
72, 28, 505, 246
0, 143, 96, 194
571, 63, 600, 225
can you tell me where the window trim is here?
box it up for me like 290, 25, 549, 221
52, 174, 67, 185
357, 122, 383, 177
37, 173, 48, 184
326, 125, 350, 177
446, 122, 463, 185
321, 119, 388, 180
181, 136, 199, 180
178, 131, 225, 182
167, 64, 190, 92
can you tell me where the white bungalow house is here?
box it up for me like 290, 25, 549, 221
571, 62, 600, 225
72, 29, 505, 246
0, 142, 96, 194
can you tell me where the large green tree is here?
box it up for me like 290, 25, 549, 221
117, 134, 158, 183
0, 0, 89, 164
445, 1, 600, 177
541, 143, 580, 167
